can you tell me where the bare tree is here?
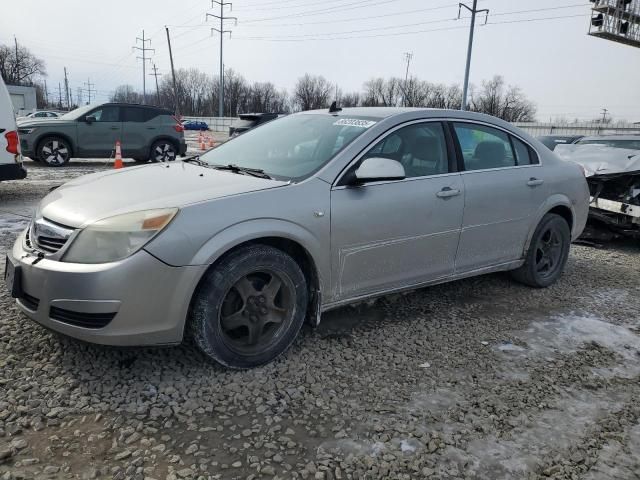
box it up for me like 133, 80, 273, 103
111, 85, 144, 104
341, 92, 360, 107
469, 75, 536, 122
293, 74, 333, 111
0, 43, 46, 86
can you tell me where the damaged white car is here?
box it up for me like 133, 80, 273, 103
555, 136, 640, 238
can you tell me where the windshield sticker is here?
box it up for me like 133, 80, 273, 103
333, 118, 376, 128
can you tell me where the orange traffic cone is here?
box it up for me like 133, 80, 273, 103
208, 135, 214, 148
200, 135, 206, 151
114, 140, 123, 169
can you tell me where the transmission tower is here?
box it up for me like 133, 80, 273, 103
133, 30, 154, 104
207, 1, 237, 117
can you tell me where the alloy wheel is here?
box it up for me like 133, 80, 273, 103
535, 226, 563, 279
219, 270, 295, 355
42, 140, 69, 165
153, 143, 176, 162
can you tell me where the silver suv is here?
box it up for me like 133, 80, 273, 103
18, 103, 187, 166
6, 107, 589, 368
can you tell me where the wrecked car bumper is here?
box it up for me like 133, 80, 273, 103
590, 196, 640, 220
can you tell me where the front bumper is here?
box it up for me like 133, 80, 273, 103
0, 163, 27, 181
8, 230, 206, 346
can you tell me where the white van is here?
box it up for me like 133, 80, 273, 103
0, 77, 26, 181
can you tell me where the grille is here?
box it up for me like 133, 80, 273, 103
49, 307, 116, 329
30, 218, 74, 255
18, 293, 40, 311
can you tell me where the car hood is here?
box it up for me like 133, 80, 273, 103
554, 144, 640, 177
39, 162, 289, 228
17, 118, 76, 128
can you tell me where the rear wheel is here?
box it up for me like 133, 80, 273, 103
511, 213, 571, 288
38, 137, 71, 166
190, 245, 308, 369
149, 140, 177, 163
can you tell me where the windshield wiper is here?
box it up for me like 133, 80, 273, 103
182, 155, 211, 167
212, 164, 273, 179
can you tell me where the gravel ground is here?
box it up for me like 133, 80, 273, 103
1, 143, 639, 479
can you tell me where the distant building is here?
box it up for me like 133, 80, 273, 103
6, 85, 37, 115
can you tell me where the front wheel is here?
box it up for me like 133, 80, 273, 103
149, 140, 177, 163
190, 245, 308, 369
511, 213, 571, 288
38, 137, 71, 166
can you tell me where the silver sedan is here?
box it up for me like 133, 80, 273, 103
6, 107, 589, 368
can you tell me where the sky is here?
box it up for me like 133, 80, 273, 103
2, 0, 640, 122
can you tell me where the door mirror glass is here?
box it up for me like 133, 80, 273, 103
353, 157, 405, 183
85, 115, 96, 124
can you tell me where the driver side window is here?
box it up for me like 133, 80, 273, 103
89, 106, 120, 122
362, 122, 449, 178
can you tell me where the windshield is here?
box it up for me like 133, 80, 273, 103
58, 104, 99, 120
201, 114, 377, 179
576, 138, 640, 150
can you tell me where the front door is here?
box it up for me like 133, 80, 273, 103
76, 105, 122, 157
451, 121, 547, 273
330, 121, 464, 301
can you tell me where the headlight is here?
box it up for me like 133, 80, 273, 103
63, 208, 178, 264
18, 128, 36, 135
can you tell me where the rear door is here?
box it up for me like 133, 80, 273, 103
330, 120, 464, 300
120, 106, 158, 158
76, 105, 122, 157
451, 121, 547, 273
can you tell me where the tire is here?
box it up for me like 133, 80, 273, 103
149, 140, 177, 163
38, 136, 71, 166
511, 213, 571, 288
190, 245, 308, 369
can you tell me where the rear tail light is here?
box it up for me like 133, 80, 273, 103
5, 131, 19, 154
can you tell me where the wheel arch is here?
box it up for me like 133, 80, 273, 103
185, 223, 326, 327
523, 196, 576, 255
35, 133, 76, 158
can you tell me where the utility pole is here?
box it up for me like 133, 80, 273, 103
83, 78, 96, 104
13, 36, 19, 80
57, 83, 62, 109
149, 63, 162, 105
459, 1, 489, 111
402, 52, 413, 107
63, 67, 71, 110
76, 87, 83, 107
133, 30, 154, 104
601, 108, 609, 123
44, 79, 49, 107
207, 1, 237, 118
165, 27, 179, 115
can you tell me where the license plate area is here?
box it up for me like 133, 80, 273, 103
4, 255, 22, 298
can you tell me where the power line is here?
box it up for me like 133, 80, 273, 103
133, 30, 155, 104
234, 0, 347, 11
149, 63, 162, 105
207, 0, 237, 117
233, 12, 588, 41
83, 78, 96, 104
241, 0, 397, 23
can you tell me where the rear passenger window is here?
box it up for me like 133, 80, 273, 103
363, 122, 449, 178
453, 123, 515, 171
512, 137, 535, 165
123, 107, 147, 122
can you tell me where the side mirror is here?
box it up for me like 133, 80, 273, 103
352, 157, 405, 184
85, 115, 96, 124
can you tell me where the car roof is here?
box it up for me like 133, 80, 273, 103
300, 106, 513, 124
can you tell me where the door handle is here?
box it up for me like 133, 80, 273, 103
109, 127, 119, 130
436, 187, 461, 198
527, 177, 544, 187
146, 127, 156, 130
